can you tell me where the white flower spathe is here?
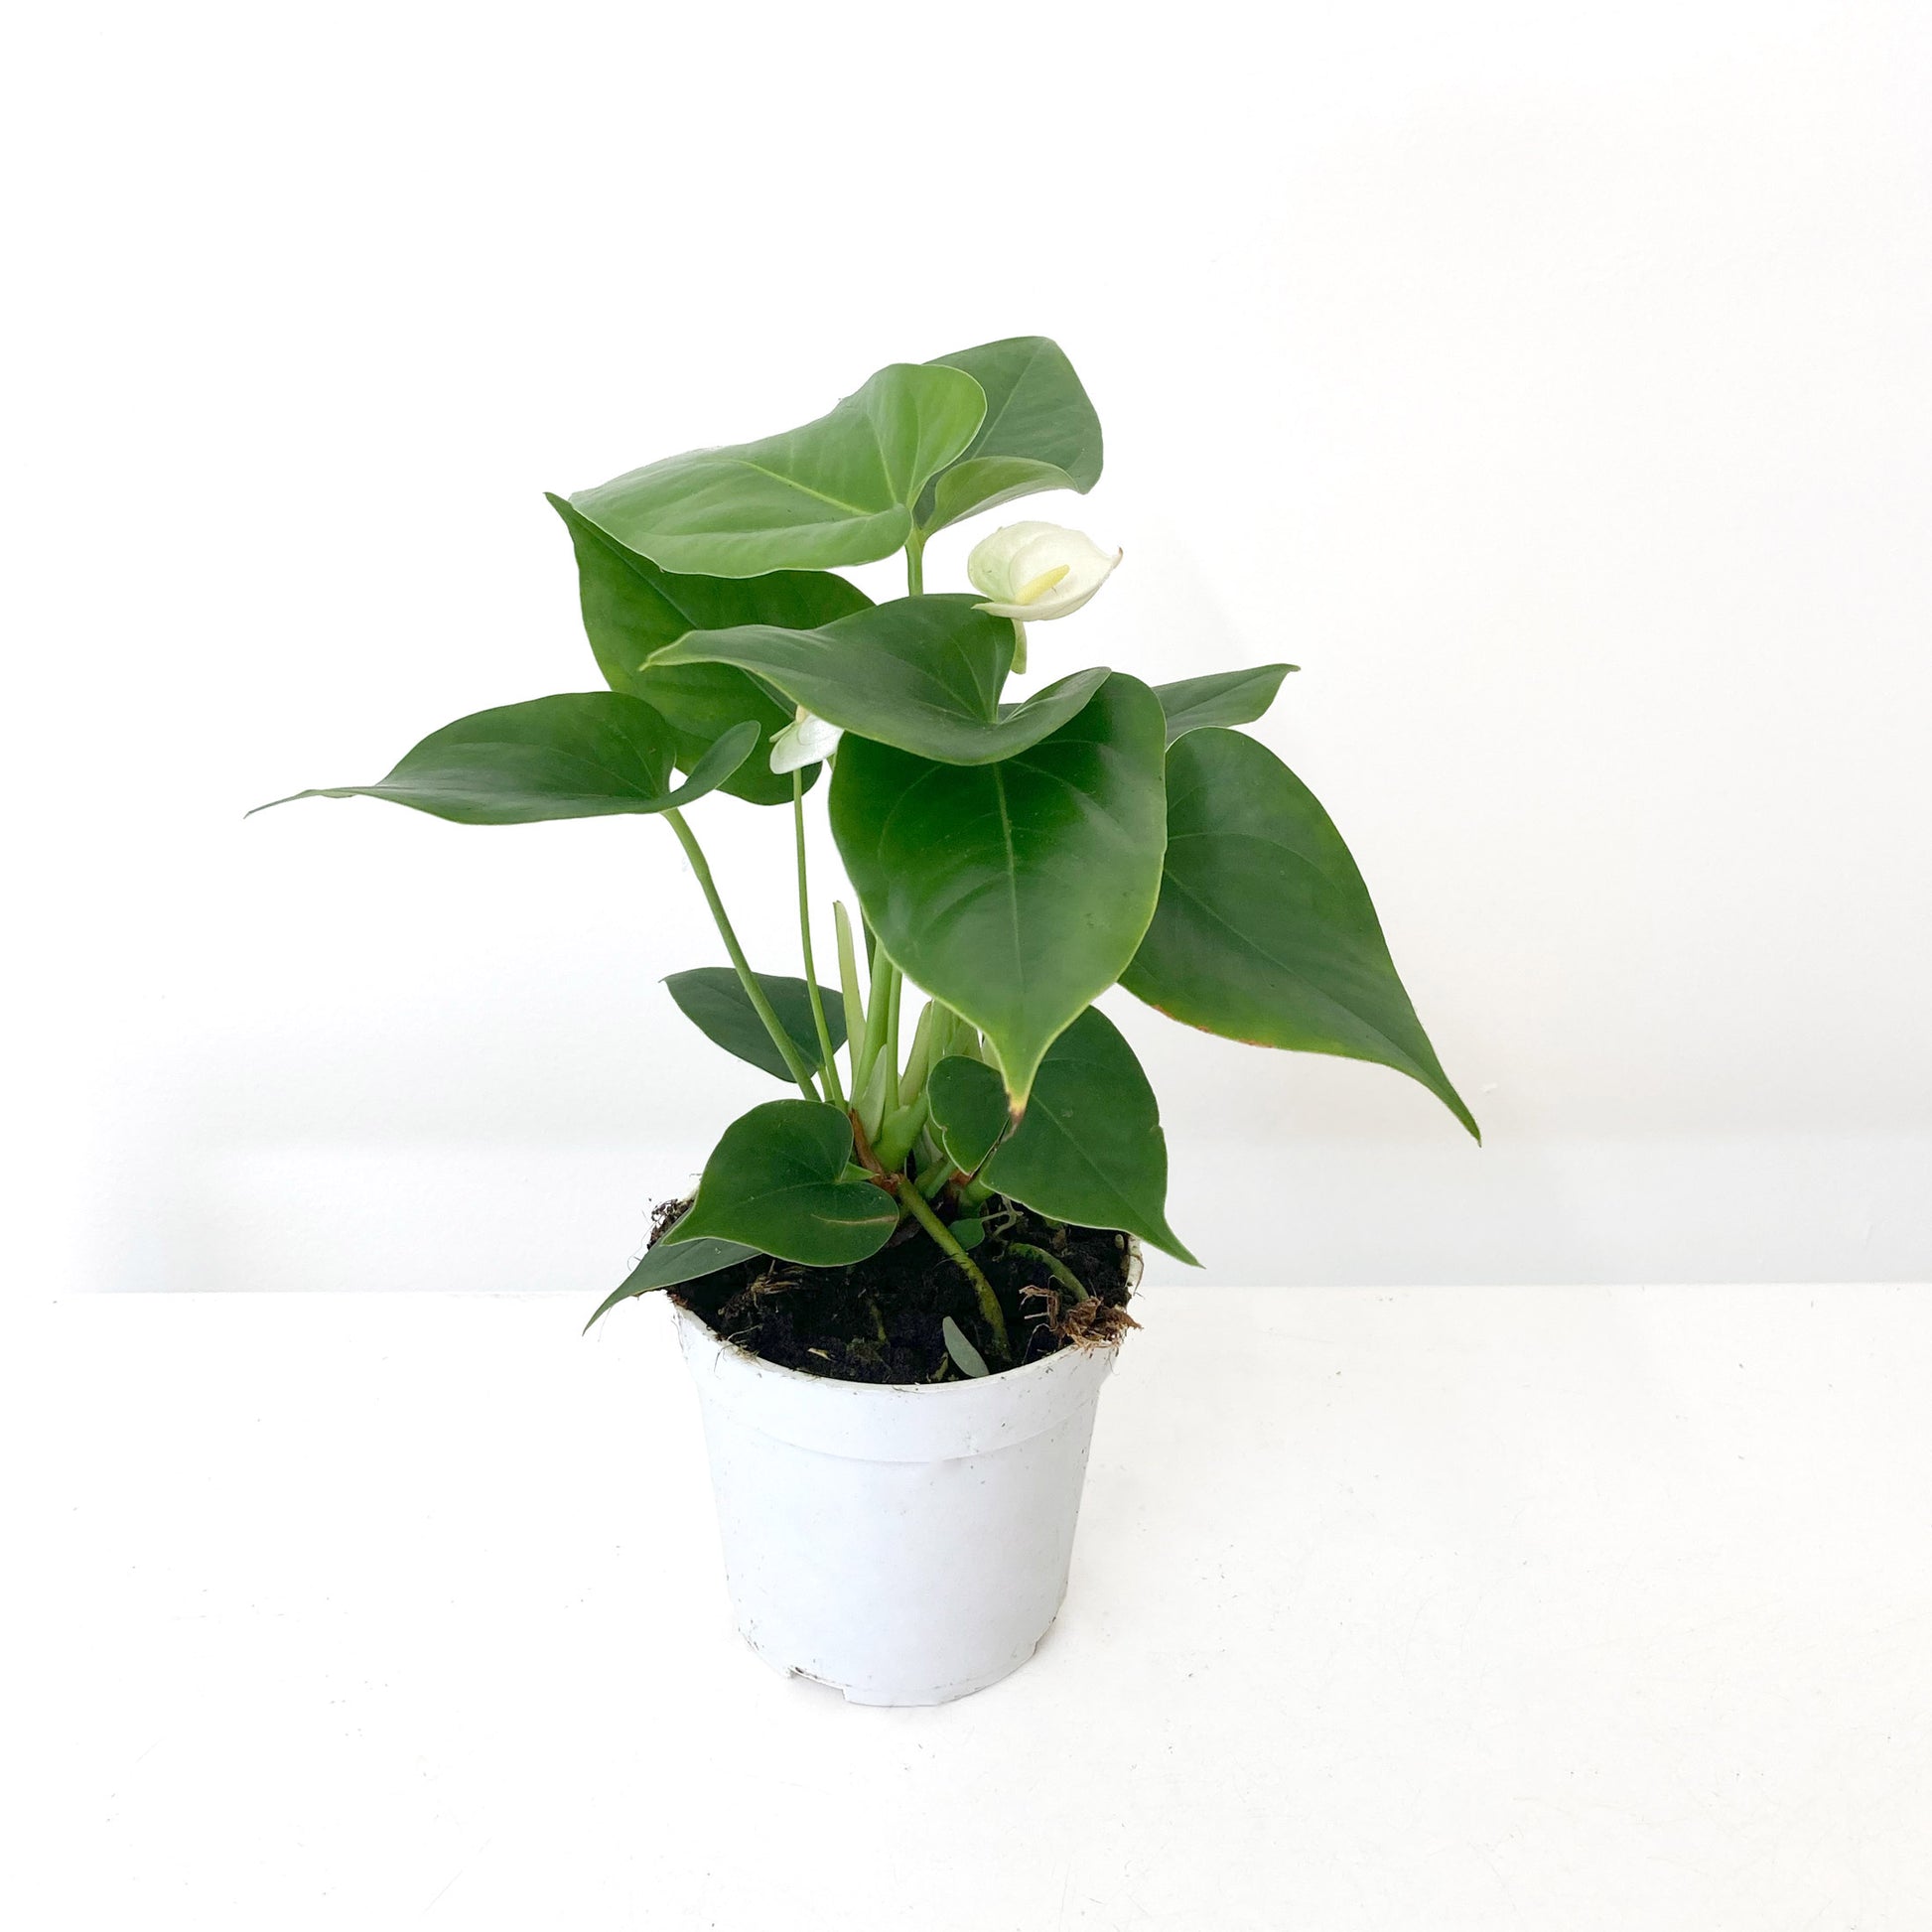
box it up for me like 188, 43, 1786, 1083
768, 705, 844, 774
966, 521, 1121, 622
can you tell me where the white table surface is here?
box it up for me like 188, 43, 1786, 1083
9, 1284, 1931, 1930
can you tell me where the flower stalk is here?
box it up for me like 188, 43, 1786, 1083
663, 806, 820, 1102
791, 771, 845, 1109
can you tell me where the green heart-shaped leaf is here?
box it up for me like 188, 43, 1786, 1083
547, 492, 869, 805
1121, 728, 1478, 1139
987, 1008, 1195, 1262
914, 336, 1104, 536
1154, 664, 1296, 745
665, 968, 847, 1082
650, 594, 1111, 767
925, 1013, 1192, 1260
672, 1101, 899, 1265
569, 362, 987, 577
251, 696, 757, 825
831, 675, 1169, 1107
583, 1232, 760, 1332
927, 1055, 1013, 1173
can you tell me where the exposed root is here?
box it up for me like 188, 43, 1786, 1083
1021, 1284, 1142, 1349
715, 1264, 802, 1327
660, 1193, 1135, 1384
648, 1196, 692, 1244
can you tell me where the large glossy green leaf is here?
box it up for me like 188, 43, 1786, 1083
547, 492, 870, 804
1121, 729, 1478, 1139
652, 593, 1109, 766
665, 968, 847, 1082
583, 1231, 760, 1332
251, 697, 758, 825
671, 1101, 899, 1265
569, 363, 986, 577
915, 337, 1103, 536
925, 1010, 1195, 1262
831, 675, 1169, 1108
1154, 665, 1297, 744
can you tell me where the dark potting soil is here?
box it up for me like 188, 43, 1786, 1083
665, 1195, 1138, 1384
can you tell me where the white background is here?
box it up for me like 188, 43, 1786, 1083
7, 0, 1930, 1296
14, 1285, 1932, 1929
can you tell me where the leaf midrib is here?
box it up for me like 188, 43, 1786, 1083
726, 456, 877, 518
1167, 823, 1360, 902
1157, 864, 1428, 1076
989, 762, 1026, 1007
967, 340, 1050, 454
405, 737, 667, 801
695, 646, 1095, 758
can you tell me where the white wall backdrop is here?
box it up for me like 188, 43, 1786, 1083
8, 0, 1929, 1294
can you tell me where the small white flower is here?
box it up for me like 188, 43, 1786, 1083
768, 705, 843, 774
967, 521, 1121, 622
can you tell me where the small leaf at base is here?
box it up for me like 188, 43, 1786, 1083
942, 1316, 990, 1378
927, 1056, 1012, 1173
583, 1233, 759, 1332
673, 1101, 899, 1266
665, 968, 846, 1082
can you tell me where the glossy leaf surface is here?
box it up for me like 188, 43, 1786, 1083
1122, 729, 1478, 1138
548, 492, 868, 803
665, 968, 847, 1082
253, 696, 756, 825
651, 594, 1110, 766
831, 675, 1168, 1106
927, 1055, 1012, 1173
916, 337, 1103, 535
671, 1101, 899, 1265
569, 363, 986, 576
1153, 664, 1296, 744
583, 1233, 759, 1332
926, 1010, 1196, 1262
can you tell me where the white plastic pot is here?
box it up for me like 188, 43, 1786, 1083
673, 1303, 1119, 1706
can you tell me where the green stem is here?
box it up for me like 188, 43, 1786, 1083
905, 529, 925, 597
791, 772, 845, 1109
1009, 1241, 1089, 1303
663, 807, 820, 1102
897, 1178, 1010, 1359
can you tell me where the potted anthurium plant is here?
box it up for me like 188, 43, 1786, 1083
257, 337, 1475, 1704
